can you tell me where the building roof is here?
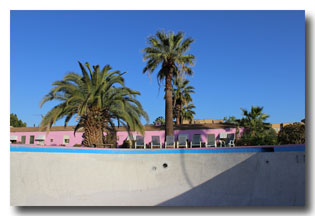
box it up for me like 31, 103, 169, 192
10, 123, 235, 133
271, 122, 303, 128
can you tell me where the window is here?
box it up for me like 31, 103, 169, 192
29, 136, 34, 144
35, 135, 45, 145
21, 136, 26, 144
63, 135, 70, 145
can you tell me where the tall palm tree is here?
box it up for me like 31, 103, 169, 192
142, 31, 195, 136
173, 78, 195, 125
40, 62, 148, 147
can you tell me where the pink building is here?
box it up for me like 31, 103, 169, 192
10, 124, 243, 147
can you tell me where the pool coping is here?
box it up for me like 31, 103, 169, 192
10, 144, 305, 154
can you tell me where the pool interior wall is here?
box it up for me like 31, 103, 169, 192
10, 145, 305, 206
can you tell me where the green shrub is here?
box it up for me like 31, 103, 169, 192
120, 139, 135, 148
73, 144, 82, 147
237, 127, 278, 146
278, 123, 305, 144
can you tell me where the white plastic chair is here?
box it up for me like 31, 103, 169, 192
135, 136, 145, 149
165, 136, 175, 148
177, 134, 188, 148
191, 134, 202, 148
206, 134, 217, 148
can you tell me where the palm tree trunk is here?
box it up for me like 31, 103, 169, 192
179, 103, 183, 124
175, 103, 180, 125
83, 109, 104, 147
165, 67, 174, 137
84, 125, 103, 147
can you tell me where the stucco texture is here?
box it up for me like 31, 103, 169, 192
11, 149, 305, 206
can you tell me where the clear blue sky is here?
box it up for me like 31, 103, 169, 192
10, 10, 305, 127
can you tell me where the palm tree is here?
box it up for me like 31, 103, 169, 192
223, 116, 238, 124
153, 116, 165, 125
142, 30, 195, 137
181, 103, 196, 124
237, 106, 276, 146
240, 106, 271, 137
40, 62, 148, 147
173, 78, 195, 125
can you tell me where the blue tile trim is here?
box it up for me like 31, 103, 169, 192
10, 145, 305, 154
274, 145, 305, 152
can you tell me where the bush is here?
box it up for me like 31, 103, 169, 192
278, 123, 305, 144
120, 139, 135, 148
236, 128, 278, 146
263, 128, 278, 145
73, 144, 82, 147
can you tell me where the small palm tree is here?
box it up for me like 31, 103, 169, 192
223, 116, 239, 124
153, 116, 165, 125
173, 78, 195, 125
240, 106, 271, 138
181, 103, 196, 124
142, 30, 195, 137
40, 62, 148, 147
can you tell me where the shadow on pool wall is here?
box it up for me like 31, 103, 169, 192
158, 151, 305, 206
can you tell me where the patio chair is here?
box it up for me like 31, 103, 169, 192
219, 132, 228, 147
226, 133, 236, 147
135, 136, 146, 149
177, 134, 188, 148
206, 134, 217, 148
191, 134, 202, 148
151, 136, 162, 149
165, 136, 175, 148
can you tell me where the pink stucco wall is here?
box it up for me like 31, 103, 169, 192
10, 131, 84, 146
10, 128, 244, 147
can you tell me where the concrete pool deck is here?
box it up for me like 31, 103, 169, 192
10, 144, 305, 206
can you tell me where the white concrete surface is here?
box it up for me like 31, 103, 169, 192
10, 151, 305, 206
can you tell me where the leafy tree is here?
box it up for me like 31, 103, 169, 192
153, 116, 165, 125
173, 78, 195, 125
40, 62, 148, 147
142, 30, 195, 137
10, 113, 27, 127
278, 123, 305, 144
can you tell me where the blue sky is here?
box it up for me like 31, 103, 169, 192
10, 10, 305, 127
